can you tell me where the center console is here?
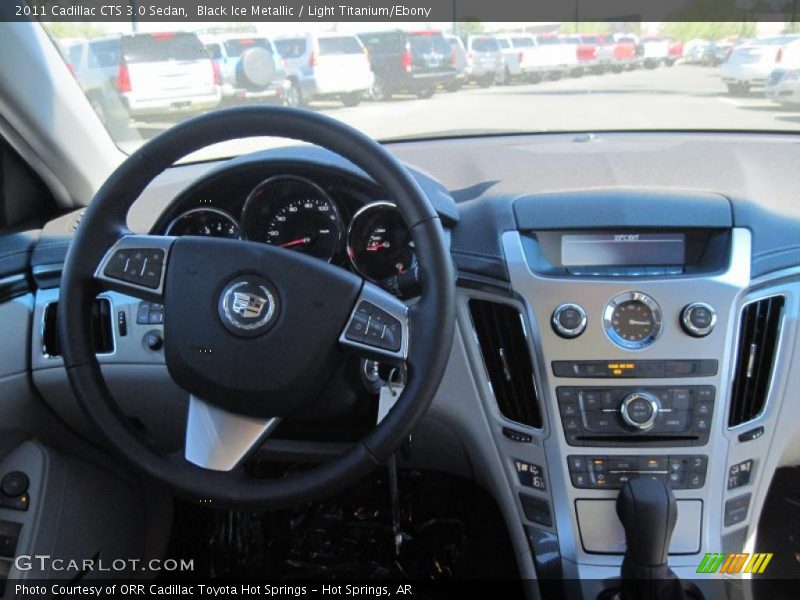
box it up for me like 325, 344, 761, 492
463, 190, 776, 598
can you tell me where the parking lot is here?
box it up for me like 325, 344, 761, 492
124, 64, 799, 156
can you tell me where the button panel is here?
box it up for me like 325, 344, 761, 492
136, 302, 164, 325
552, 359, 718, 379
103, 248, 165, 289
558, 386, 715, 446
344, 301, 402, 352
568, 454, 708, 490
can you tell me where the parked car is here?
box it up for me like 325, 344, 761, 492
495, 34, 544, 83
564, 35, 604, 75
67, 32, 221, 123
357, 29, 456, 100
666, 39, 684, 66
765, 67, 800, 106
721, 35, 800, 94
465, 35, 504, 87
642, 36, 671, 68
274, 33, 373, 107
200, 34, 290, 105
704, 41, 735, 66
683, 39, 711, 64
444, 34, 469, 91
534, 35, 580, 79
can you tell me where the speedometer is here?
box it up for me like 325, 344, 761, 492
165, 208, 241, 239
241, 176, 343, 262
347, 202, 415, 282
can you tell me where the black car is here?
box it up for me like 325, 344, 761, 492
358, 29, 457, 100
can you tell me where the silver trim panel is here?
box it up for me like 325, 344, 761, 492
339, 282, 409, 363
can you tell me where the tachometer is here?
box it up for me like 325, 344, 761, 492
165, 208, 241, 239
242, 176, 342, 262
347, 202, 415, 282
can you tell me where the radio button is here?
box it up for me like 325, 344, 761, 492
552, 304, 587, 339
681, 302, 717, 337
620, 392, 660, 431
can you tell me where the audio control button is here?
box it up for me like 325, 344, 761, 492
681, 302, 717, 337
620, 392, 659, 431
552, 304, 587, 339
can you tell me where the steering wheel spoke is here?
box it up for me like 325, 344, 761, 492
339, 282, 408, 365
185, 395, 281, 472
94, 234, 175, 302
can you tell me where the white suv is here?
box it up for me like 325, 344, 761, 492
67, 32, 221, 123
274, 33, 373, 107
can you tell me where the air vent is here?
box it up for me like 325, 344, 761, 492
468, 299, 542, 428
43, 299, 114, 357
729, 295, 784, 427
69, 209, 86, 232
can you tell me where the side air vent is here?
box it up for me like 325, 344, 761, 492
43, 299, 114, 358
729, 295, 784, 427
69, 209, 86, 232
468, 299, 542, 428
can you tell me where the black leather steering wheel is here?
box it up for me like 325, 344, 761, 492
59, 106, 455, 508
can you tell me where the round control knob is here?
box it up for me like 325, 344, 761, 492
1, 471, 29, 497
144, 332, 163, 351
681, 302, 716, 337
552, 303, 587, 339
620, 392, 660, 431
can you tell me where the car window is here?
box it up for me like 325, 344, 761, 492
409, 34, 449, 55
511, 38, 535, 48
537, 36, 562, 45
471, 38, 499, 52
359, 31, 405, 53
87, 40, 119, 68
497, 38, 510, 49
274, 38, 306, 58
66, 44, 82, 67
224, 38, 272, 58
318, 37, 363, 55
205, 43, 222, 60
121, 33, 206, 64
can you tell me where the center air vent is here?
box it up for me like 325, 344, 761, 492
43, 299, 114, 358
729, 295, 784, 427
468, 299, 542, 428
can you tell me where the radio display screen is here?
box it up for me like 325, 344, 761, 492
561, 233, 686, 267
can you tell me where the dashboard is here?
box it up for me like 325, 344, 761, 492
17, 132, 800, 598
150, 163, 419, 296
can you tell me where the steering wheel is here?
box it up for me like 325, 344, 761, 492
58, 106, 455, 508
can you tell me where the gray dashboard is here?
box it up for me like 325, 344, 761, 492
11, 131, 800, 598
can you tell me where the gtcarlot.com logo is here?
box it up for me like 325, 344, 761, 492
14, 555, 194, 572
696, 552, 773, 574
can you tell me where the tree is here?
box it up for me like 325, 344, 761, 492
457, 21, 484, 37
44, 22, 108, 40
559, 22, 612, 35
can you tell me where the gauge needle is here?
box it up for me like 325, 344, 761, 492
628, 319, 651, 326
280, 237, 312, 248
366, 242, 390, 251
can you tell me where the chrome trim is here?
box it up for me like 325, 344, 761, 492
681, 302, 717, 338
602, 290, 663, 350
620, 391, 660, 431
551, 303, 587, 339
184, 395, 281, 471
164, 206, 242, 238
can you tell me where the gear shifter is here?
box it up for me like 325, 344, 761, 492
616, 478, 687, 600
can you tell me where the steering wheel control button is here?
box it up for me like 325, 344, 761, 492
681, 302, 717, 337
0, 472, 29, 498
217, 276, 279, 338
345, 301, 402, 352
620, 392, 660, 431
552, 303, 587, 338
104, 248, 165, 289
345, 302, 372, 342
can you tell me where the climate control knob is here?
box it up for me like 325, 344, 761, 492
620, 392, 660, 431
552, 303, 587, 339
681, 302, 716, 337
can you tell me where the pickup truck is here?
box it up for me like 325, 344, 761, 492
642, 36, 671, 68
532, 35, 579, 80
495, 34, 542, 82
564, 34, 606, 75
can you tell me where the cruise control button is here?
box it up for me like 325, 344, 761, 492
345, 302, 372, 343
103, 249, 130, 279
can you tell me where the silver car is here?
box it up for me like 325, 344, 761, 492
67, 32, 221, 122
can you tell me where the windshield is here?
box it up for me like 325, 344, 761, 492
45, 20, 800, 159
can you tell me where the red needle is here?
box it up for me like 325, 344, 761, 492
280, 237, 311, 248
366, 242, 389, 252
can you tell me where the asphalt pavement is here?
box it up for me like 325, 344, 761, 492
126, 65, 800, 157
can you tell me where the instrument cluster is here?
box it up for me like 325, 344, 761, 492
162, 174, 416, 292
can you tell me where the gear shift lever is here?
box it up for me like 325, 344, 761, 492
616, 478, 687, 600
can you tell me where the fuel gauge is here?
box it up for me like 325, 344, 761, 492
347, 202, 415, 282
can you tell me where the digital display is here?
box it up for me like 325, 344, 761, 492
561, 233, 685, 267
